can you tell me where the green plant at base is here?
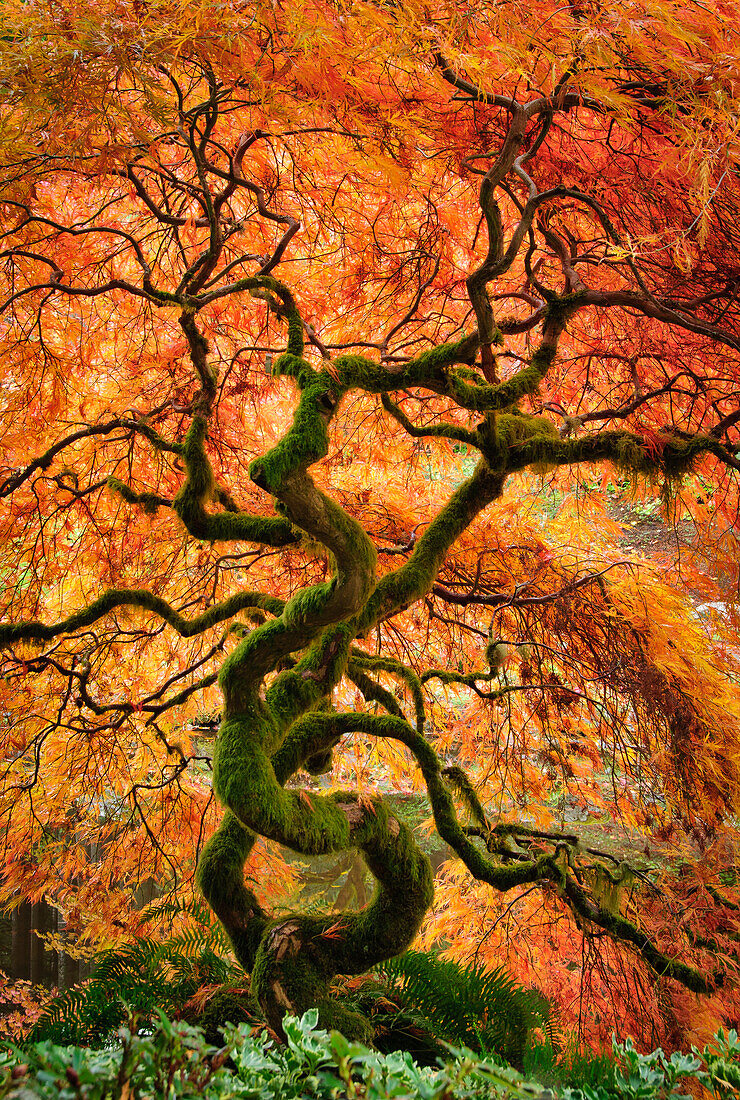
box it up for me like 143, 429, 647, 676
27, 926, 258, 1047
375, 950, 554, 1068
523, 1037, 616, 1095
5, 1010, 740, 1100
697, 1028, 740, 1098
0, 1009, 557, 1100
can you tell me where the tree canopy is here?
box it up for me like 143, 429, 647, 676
2, 0, 740, 1043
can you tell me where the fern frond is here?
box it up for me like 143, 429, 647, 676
376, 951, 555, 1066
27, 925, 250, 1045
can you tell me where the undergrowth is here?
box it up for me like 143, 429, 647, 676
22, 939, 740, 1097
371, 950, 554, 1067
27, 919, 258, 1047
3, 1010, 740, 1100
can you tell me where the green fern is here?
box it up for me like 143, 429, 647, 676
27, 918, 256, 1046
375, 951, 555, 1067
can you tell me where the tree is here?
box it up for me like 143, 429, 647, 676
1, 0, 740, 1038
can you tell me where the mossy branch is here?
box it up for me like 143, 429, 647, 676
217, 337, 376, 714
349, 650, 426, 733
1, 417, 182, 499
180, 308, 218, 411
108, 478, 172, 514
329, 333, 479, 395
264, 622, 356, 735
505, 426, 736, 481
124, 421, 185, 456
0, 588, 284, 646
358, 460, 504, 632
321, 333, 557, 414
280, 710, 556, 891
422, 667, 496, 687
249, 374, 341, 495
446, 343, 556, 412
171, 417, 299, 545
422, 667, 538, 703
346, 662, 407, 721
270, 709, 344, 781
205, 700, 432, 1035
563, 877, 719, 993
442, 765, 490, 830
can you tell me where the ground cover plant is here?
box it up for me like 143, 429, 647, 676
2, 0, 740, 1046
4, 1010, 740, 1100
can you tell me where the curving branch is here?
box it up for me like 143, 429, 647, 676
275, 710, 717, 993
502, 425, 740, 477
0, 414, 183, 499
0, 589, 284, 647
4, 48, 739, 1044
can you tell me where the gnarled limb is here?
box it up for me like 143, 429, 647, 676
0, 589, 284, 646
287, 711, 717, 994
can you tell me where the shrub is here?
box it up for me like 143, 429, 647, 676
27, 931, 258, 1047
3, 1010, 740, 1100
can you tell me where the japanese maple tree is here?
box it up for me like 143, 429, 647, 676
2, 0, 740, 1038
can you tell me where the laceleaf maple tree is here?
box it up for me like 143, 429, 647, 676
2, 0, 740, 1039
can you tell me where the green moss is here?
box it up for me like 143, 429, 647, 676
407, 334, 480, 376
215, 716, 410, 857
175, 416, 214, 511
270, 715, 330, 782
588, 862, 634, 917
205, 692, 437, 1026
359, 460, 504, 632
249, 792, 434, 1031
333, 353, 387, 389
283, 580, 336, 628
484, 640, 508, 674
273, 352, 316, 387
350, 652, 426, 732
316, 711, 573, 896
196, 811, 267, 973
286, 308, 304, 357
219, 618, 290, 708
338, 813, 434, 966
347, 663, 406, 720
303, 746, 335, 775
250, 916, 328, 1023
250, 381, 339, 495
613, 435, 654, 480
107, 478, 167, 514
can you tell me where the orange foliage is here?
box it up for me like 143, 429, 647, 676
1, 0, 740, 1044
